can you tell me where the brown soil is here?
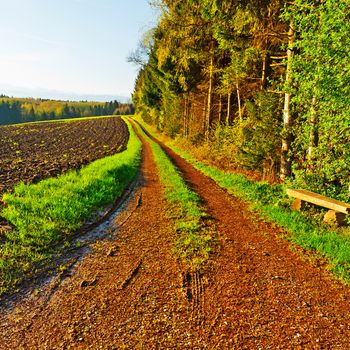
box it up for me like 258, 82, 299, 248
1, 124, 350, 348
0, 117, 129, 196
0, 117, 129, 234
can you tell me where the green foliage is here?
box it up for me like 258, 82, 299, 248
134, 0, 349, 199
134, 0, 287, 171
283, 0, 350, 198
207, 92, 281, 172
0, 120, 141, 295
241, 92, 282, 171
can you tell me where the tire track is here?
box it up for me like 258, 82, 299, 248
182, 270, 205, 327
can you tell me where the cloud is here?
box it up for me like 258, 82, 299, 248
0, 29, 68, 49
18, 32, 68, 48
0, 53, 42, 64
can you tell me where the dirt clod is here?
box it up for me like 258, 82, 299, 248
80, 279, 98, 288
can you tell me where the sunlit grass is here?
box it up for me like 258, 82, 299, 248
0, 119, 142, 295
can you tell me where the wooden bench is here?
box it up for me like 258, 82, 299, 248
287, 188, 350, 226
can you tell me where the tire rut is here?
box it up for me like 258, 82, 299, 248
119, 258, 143, 290
182, 270, 206, 328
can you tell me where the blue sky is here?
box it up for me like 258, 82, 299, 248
0, 0, 157, 101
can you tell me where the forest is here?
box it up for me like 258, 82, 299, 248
132, 0, 350, 200
0, 96, 134, 125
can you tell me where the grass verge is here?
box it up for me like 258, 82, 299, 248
138, 118, 350, 282
3, 114, 119, 127
0, 119, 142, 296
133, 121, 217, 270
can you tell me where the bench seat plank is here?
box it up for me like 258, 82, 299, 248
287, 189, 350, 214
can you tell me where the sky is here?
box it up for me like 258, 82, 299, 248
0, 0, 157, 101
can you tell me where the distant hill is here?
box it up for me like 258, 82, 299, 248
0, 84, 130, 103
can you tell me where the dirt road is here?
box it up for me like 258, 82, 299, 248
1, 125, 350, 349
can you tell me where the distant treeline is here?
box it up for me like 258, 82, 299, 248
0, 95, 135, 125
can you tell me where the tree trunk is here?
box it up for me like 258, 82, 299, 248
280, 23, 294, 181
226, 93, 231, 126
218, 94, 222, 124
186, 95, 190, 137
307, 95, 318, 164
182, 97, 187, 137
261, 51, 268, 90
307, 6, 322, 167
236, 83, 242, 121
187, 97, 192, 137
205, 54, 214, 140
202, 95, 207, 133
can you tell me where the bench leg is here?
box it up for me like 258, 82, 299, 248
292, 199, 306, 211
324, 210, 346, 226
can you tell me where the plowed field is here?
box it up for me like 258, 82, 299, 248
0, 117, 129, 196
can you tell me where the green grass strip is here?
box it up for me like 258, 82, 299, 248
133, 122, 216, 269
4, 114, 123, 127
0, 118, 142, 295
138, 119, 350, 282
